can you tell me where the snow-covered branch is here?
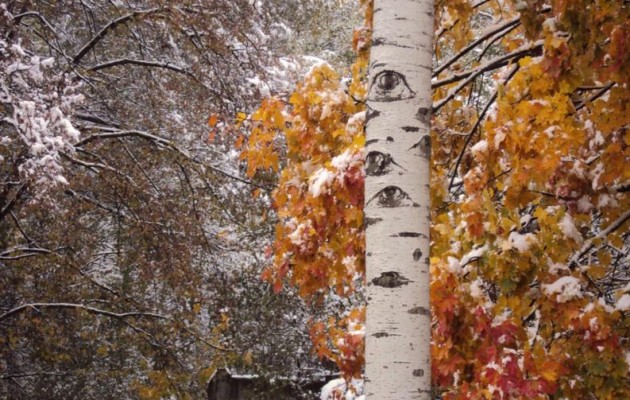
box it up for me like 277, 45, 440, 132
432, 39, 543, 104
433, 15, 521, 77
89, 58, 194, 76
568, 208, 630, 270
448, 64, 520, 190
71, 7, 162, 65
75, 129, 271, 190
0, 303, 167, 323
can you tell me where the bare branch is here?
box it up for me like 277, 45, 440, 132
1, 371, 69, 380
0, 246, 51, 261
433, 42, 542, 114
12, 11, 59, 37
64, 189, 127, 217
0, 183, 27, 224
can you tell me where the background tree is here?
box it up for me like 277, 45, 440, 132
1, 1, 359, 398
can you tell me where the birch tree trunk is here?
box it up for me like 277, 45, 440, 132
364, 0, 434, 398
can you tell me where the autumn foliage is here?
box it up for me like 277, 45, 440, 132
239, 0, 372, 381
242, 0, 630, 398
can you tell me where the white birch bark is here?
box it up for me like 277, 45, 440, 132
364, 0, 434, 398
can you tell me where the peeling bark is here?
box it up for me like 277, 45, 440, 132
365, 0, 434, 398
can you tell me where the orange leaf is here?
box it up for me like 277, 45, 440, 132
235, 134, 245, 149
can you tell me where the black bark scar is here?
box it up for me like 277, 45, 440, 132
371, 271, 411, 288
389, 232, 428, 238
408, 307, 430, 316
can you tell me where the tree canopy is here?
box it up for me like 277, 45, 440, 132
1, 1, 357, 398
243, 0, 630, 398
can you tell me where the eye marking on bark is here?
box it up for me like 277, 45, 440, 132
386, 136, 394, 142
367, 186, 419, 208
366, 151, 406, 176
412, 369, 424, 377
368, 70, 416, 103
413, 249, 423, 261
389, 232, 428, 238
408, 307, 430, 316
371, 271, 411, 288
409, 134, 431, 158
366, 151, 391, 176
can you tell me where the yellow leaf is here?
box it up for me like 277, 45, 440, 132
243, 351, 253, 366
235, 112, 248, 127
234, 134, 245, 149
539, 360, 564, 382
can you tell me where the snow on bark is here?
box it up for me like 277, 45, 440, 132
364, 0, 434, 398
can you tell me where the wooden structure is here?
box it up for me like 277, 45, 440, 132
207, 368, 334, 400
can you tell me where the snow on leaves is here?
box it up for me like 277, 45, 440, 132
246, 0, 629, 398
243, 62, 366, 299
1, 11, 83, 189
241, 8, 372, 383
431, 0, 629, 398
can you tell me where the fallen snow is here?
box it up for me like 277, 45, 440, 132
287, 222, 308, 247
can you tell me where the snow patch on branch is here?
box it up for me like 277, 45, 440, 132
616, 294, 630, 311
448, 245, 488, 274
543, 276, 583, 303
559, 214, 583, 243
309, 168, 336, 197
320, 377, 364, 400
503, 231, 537, 252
